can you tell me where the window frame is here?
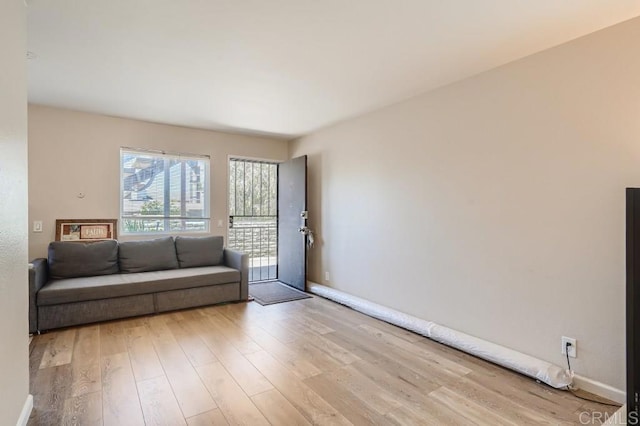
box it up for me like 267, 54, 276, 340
119, 147, 211, 235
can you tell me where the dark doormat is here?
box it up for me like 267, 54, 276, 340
249, 281, 311, 306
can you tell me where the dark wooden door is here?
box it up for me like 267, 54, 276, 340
277, 156, 307, 291
627, 188, 640, 422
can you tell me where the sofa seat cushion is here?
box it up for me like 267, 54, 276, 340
37, 266, 241, 306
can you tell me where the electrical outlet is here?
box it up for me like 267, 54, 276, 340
33, 221, 43, 233
561, 336, 577, 358
325, 271, 330, 281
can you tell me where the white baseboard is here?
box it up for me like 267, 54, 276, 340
16, 394, 33, 426
573, 374, 626, 405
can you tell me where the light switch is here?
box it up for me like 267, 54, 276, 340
217, 219, 223, 228
33, 221, 43, 233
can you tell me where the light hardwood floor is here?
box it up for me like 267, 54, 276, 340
28, 295, 617, 425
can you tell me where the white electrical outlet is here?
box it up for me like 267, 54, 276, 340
325, 271, 330, 281
561, 336, 577, 358
33, 221, 43, 233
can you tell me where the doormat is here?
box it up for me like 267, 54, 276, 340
249, 281, 311, 306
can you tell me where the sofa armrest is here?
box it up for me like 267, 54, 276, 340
223, 249, 248, 300
29, 258, 48, 334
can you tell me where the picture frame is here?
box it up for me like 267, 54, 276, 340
55, 219, 118, 242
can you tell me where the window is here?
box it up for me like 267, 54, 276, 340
120, 148, 209, 234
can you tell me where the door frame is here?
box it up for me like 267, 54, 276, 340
227, 154, 283, 282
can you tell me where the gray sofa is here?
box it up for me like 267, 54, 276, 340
29, 235, 248, 333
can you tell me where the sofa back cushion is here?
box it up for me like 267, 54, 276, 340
48, 240, 119, 279
175, 236, 224, 268
119, 237, 179, 273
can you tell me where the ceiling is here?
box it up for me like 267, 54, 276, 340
27, 1, 640, 139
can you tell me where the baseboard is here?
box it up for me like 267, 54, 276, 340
16, 394, 33, 426
308, 281, 626, 404
573, 374, 626, 405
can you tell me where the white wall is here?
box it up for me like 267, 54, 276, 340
0, 0, 31, 424
28, 105, 289, 258
291, 16, 640, 390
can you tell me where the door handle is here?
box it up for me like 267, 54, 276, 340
298, 226, 315, 248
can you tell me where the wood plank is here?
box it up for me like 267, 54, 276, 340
138, 375, 188, 426
219, 300, 272, 322
304, 372, 393, 425
288, 338, 344, 374
323, 328, 446, 392
574, 403, 624, 426
358, 323, 472, 376
101, 352, 145, 426
321, 326, 390, 363
412, 336, 589, 417
186, 409, 229, 426
245, 350, 352, 425
275, 313, 334, 335
345, 359, 476, 425
206, 314, 263, 355
384, 402, 470, 426
330, 324, 466, 386
165, 319, 218, 367
414, 335, 514, 377
445, 376, 570, 425
196, 362, 270, 425
296, 305, 360, 333
298, 333, 361, 365
121, 315, 152, 329
29, 364, 72, 425
166, 310, 188, 322
303, 297, 423, 343
462, 370, 584, 422
99, 321, 128, 356
429, 386, 519, 426
125, 325, 165, 382
146, 316, 217, 418
182, 315, 273, 397
242, 325, 322, 379
251, 389, 311, 426
39, 328, 76, 369
199, 305, 226, 317
70, 325, 101, 397
348, 357, 441, 403
30, 332, 55, 372
244, 317, 305, 344
318, 363, 403, 414
61, 391, 102, 426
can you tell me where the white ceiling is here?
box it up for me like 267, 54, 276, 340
27, 1, 640, 139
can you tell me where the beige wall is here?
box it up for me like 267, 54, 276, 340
0, 0, 30, 424
291, 16, 640, 390
28, 105, 289, 258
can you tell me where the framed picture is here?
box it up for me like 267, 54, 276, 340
55, 219, 118, 242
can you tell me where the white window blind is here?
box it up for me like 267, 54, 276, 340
120, 148, 210, 234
